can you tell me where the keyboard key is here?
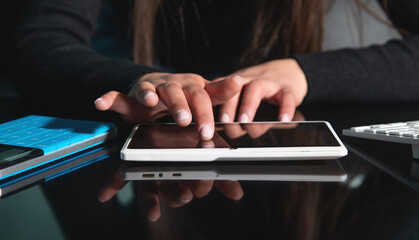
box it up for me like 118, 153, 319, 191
402, 132, 419, 138
343, 120, 419, 148
386, 122, 407, 127
350, 126, 371, 132
389, 130, 414, 136
376, 127, 410, 134
364, 129, 379, 133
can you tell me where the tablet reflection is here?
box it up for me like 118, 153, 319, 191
98, 165, 243, 222
98, 158, 347, 222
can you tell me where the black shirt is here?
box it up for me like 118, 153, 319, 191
8, 0, 419, 106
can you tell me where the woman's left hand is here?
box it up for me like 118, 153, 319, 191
216, 58, 307, 123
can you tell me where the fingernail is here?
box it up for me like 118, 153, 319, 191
233, 75, 244, 82
234, 190, 244, 200
200, 140, 215, 148
147, 215, 160, 222
98, 189, 114, 203
280, 114, 291, 122
176, 110, 190, 123
199, 124, 213, 139
238, 113, 249, 123
94, 97, 106, 110
94, 97, 103, 104
220, 113, 230, 123
178, 197, 192, 204
141, 91, 154, 100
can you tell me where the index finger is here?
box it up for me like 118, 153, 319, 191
183, 85, 215, 140
275, 90, 296, 122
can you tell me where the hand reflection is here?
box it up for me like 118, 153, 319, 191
98, 166, 243, 222
142, 122, 230, 149
222, 110, 306, 140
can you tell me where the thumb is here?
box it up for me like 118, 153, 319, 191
95, 91, 166, 123
205, 75, 243, 106
95, 91, 136, 116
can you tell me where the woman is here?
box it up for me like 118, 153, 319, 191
9, 0, 419, 139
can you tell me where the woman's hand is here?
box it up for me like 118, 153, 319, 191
216, 58, 307, 123
95, 73, 242, 140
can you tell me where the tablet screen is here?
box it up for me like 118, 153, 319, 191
127, 122, 341, 149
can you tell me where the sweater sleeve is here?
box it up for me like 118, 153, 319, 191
294, 0, 419, 103
8, 0, 159, 104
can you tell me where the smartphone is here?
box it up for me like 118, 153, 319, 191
121, 121, 347, 162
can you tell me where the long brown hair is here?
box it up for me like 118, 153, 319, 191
132, 0, 161, 66
132, 0, 402, 68
240, 1, 324, 67
133, 0, 325, 68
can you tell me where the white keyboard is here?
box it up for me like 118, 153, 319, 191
343, 121, 419, 158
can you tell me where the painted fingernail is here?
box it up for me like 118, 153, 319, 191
238, 113, 249, 123
176, 110, 190, 123
220, 113, 230, 123
199, 124, 213, 139
280, 114, 291, 122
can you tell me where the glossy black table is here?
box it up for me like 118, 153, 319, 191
1, 97, 419, 240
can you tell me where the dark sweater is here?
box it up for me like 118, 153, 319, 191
8, 0, 419, 107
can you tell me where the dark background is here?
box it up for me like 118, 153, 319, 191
0, 1, 22, 98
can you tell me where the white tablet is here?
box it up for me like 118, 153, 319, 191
121, 160, 347, 182
120, 121, 347, 162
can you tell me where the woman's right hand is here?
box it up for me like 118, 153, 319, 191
95, 73, 243, 140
